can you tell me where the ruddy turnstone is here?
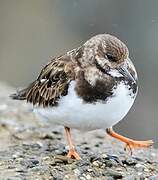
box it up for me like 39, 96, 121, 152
11, 34, 153, 160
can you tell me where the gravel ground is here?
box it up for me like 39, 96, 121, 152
0, 82, 158, 180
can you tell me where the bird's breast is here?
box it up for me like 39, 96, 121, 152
34, 81, 137, 131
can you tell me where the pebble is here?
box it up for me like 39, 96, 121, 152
42, 156, 50, 161
125, 175, 138, 180
122, 158, 137, 166
106, 177, 114, 180
115, 167, 123, 171
144, 168, 150, 172
135, 163, 144, 171
63, 175, 70, 180
54, 155, 74, 164
149, 175, 158, 180
92, 160, 102, 167
40, 133, 54, 140
87, 168, 93, 172
106, 169, 123, 178
138, 172, 143, 176
7, 165, 15, 169
12, 152, 21, 159
15, 168, 27, 173
85, 174, 91, 180
30, 159, 39, 165
102, 159, 113, 167
79, 177, 86, 180
101, 153, 108, 159
74, 169, 81, 176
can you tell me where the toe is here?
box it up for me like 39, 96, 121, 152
67, 150, 81, 160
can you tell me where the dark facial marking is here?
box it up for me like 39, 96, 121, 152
94, 59, 107, 74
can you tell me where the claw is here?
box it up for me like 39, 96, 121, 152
67, 149, 81, 160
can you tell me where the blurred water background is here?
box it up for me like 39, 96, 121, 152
0, 0, 158, 145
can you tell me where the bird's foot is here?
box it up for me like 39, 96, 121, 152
106, 127, 153, 155
67, 149, 81, 160
124, 139, 153, 155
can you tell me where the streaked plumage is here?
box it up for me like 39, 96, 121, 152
11, 34, 153, 159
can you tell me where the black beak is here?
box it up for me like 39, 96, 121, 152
117, 64, 136, 83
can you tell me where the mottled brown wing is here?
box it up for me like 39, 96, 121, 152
25, 57, 74, 107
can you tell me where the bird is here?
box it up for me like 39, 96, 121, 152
11, 34, 153, 160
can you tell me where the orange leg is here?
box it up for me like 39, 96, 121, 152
64, 127, 81, 160
106, 127, 153, 155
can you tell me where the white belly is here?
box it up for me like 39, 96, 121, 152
34, 81, 137, 131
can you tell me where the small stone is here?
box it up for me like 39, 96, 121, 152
92, 161, 101, 167
87, 168, 93, 173
138, 172, 143, 176
74, 169, 81, 176
103, 159, 113, 167
126, 175, 138, 180
31, 159, 39, 165
95, 134, 104, 139
135, 163, 144, 171
54, 149, 63, 154
149, 175, 158, 180
122, 158, 137, 166
54, 155, 73, 164
106, 169, 123, 178
12, 152, 21, 159
7, 165, 15, 169
42, 156, 50, 161
79, 177, 86, 180
144, 168, 150, 172
94, 143, 100, 147
52, 130, 61, 135
107, 177, 114, 180
15, 168, 27, 173
85, 174, 91, 180
101, 164, 105, 168
40, 133, 54, 139
31, 166, 42, 172
35, 142, 43, 148
101, 153, 108, 159
135, 164, 142, 168
115, 167, 122, 171
84, 146, 90, 150
63, 175, 70, 180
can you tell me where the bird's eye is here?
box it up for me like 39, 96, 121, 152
106, 53, 116, 62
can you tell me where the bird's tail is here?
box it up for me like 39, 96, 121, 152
10, 87, 28, 100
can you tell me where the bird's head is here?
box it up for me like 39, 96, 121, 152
82, 34, 137, 83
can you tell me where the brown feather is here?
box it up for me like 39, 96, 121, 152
24, 56, 75, 107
